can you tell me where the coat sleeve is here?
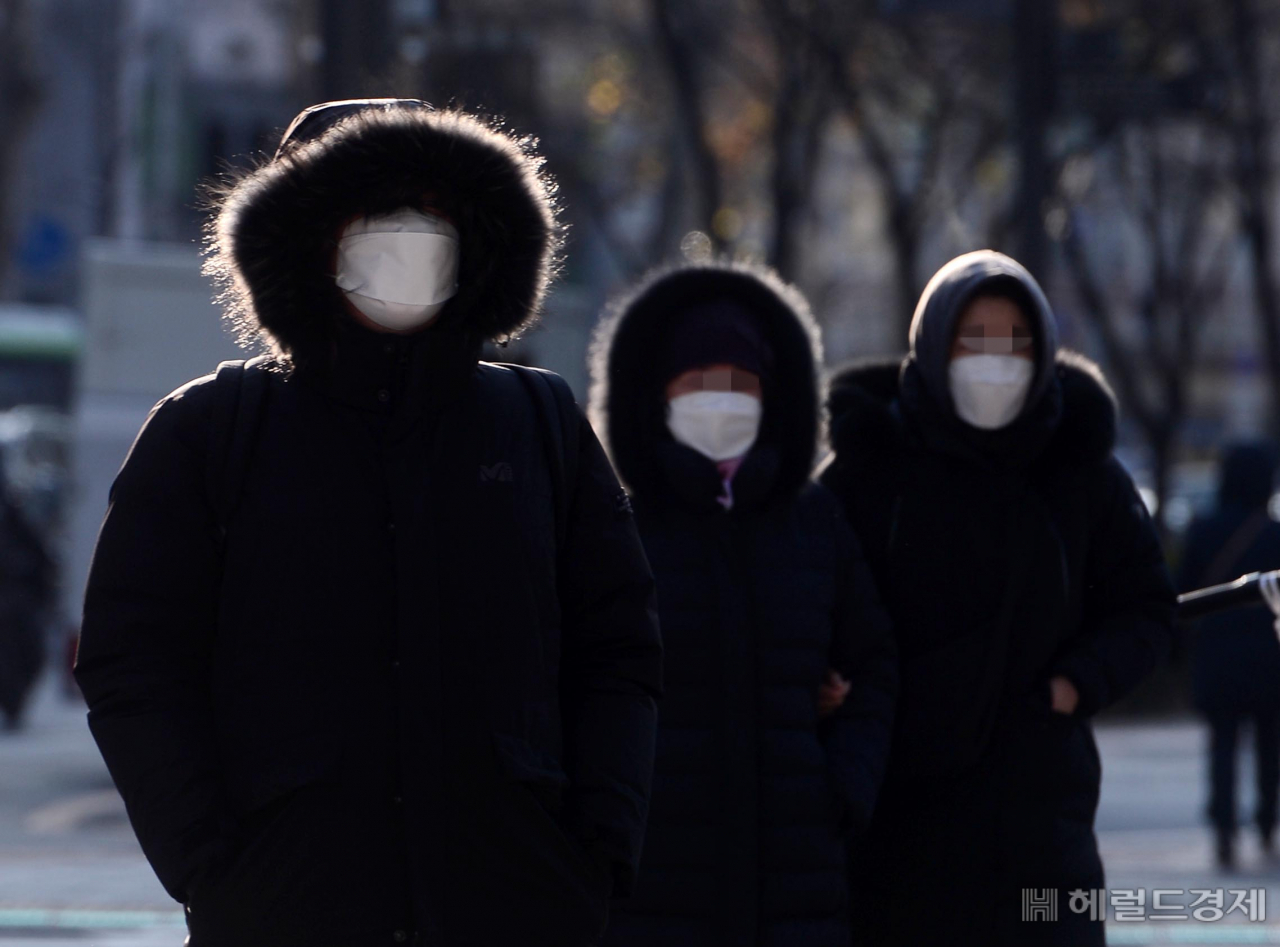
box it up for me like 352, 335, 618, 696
557, 411, 662, 897
820, 515, 897, 836
1050, 457, 1177, 717
73, 384, 239, 904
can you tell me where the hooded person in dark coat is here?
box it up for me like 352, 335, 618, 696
588, 262, 897, 947
820, 251, 1176, 945
0, 468, 54, 731
1177, 441, 1280, 867
73, 99, 662, 947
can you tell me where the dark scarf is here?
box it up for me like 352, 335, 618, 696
652, 441, 784, 516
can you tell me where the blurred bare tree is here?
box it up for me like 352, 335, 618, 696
1049, 0, 1241, 533
427, 0, 840, 284
0, 0, 41, 299
649, 0, 729, 257
280, 0, 1280, 459
1054, 125, 1237, 536
1223, 0, 1280, 442
816, 3, 1011, 336
514, 0, 1014, 325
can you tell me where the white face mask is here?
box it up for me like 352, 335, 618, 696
667, 391, 762, 462
335, 209, 460, 331
948, 355, 1034, 430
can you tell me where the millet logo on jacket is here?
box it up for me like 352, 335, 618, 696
480, 462, 514, 483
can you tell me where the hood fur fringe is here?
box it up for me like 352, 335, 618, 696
203, 107, 562, 370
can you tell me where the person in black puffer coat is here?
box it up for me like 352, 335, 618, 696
589, 262, 897, 947
820, 250, 1176, 946
74, 100, 661, 947
0, 469, 54, 732
1178, 441, 1280, 868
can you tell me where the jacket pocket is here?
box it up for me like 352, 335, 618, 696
223, 726, 340, 817
491, 730, 571, 816
490, 730, 610, 901
491, 730, 570, 785
192, 730, 340, 919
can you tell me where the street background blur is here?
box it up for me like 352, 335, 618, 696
4, 0, 1280, 943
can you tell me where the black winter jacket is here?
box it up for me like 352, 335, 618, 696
0, 485, 53, 724
820, 252, 1176, 946
75, 106, 662, 947
589, 264, 896, 947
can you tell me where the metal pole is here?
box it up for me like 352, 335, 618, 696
1178, 570, 1280, 621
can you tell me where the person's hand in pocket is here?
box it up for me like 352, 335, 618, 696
817, 670, 851, 718
1049, 675, 1079, 715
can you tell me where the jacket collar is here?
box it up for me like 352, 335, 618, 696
304, 316, 480, 432
653, 441, 783, 516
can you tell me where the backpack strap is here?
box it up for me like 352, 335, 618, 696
505, 364, 580, 552
207, 355, 272, 544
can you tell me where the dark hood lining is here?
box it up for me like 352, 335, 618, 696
907, 251, 1059, 420
589, 262, 825, 507
203, 108, 562, 371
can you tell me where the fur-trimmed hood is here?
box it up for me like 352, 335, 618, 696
203, 106, 561, 370
589, 262, 824, 509
827, 349, 1119, 472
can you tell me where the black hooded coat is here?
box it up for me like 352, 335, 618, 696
74, 104, 662, 947
1178, 443, 1280, 714
0, 481, 53, 727
589, 264, 897, 947
819, 252, 1176, 945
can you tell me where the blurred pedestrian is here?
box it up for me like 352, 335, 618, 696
820, 250, 1176, 945
588, 262, 897, 947
0, 466, 54, 731
1178, 440, 1280, 869
74, 99, 662, 947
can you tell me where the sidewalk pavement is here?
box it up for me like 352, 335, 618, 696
1095, 723, 1280, 944
1, 674, 180, 944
